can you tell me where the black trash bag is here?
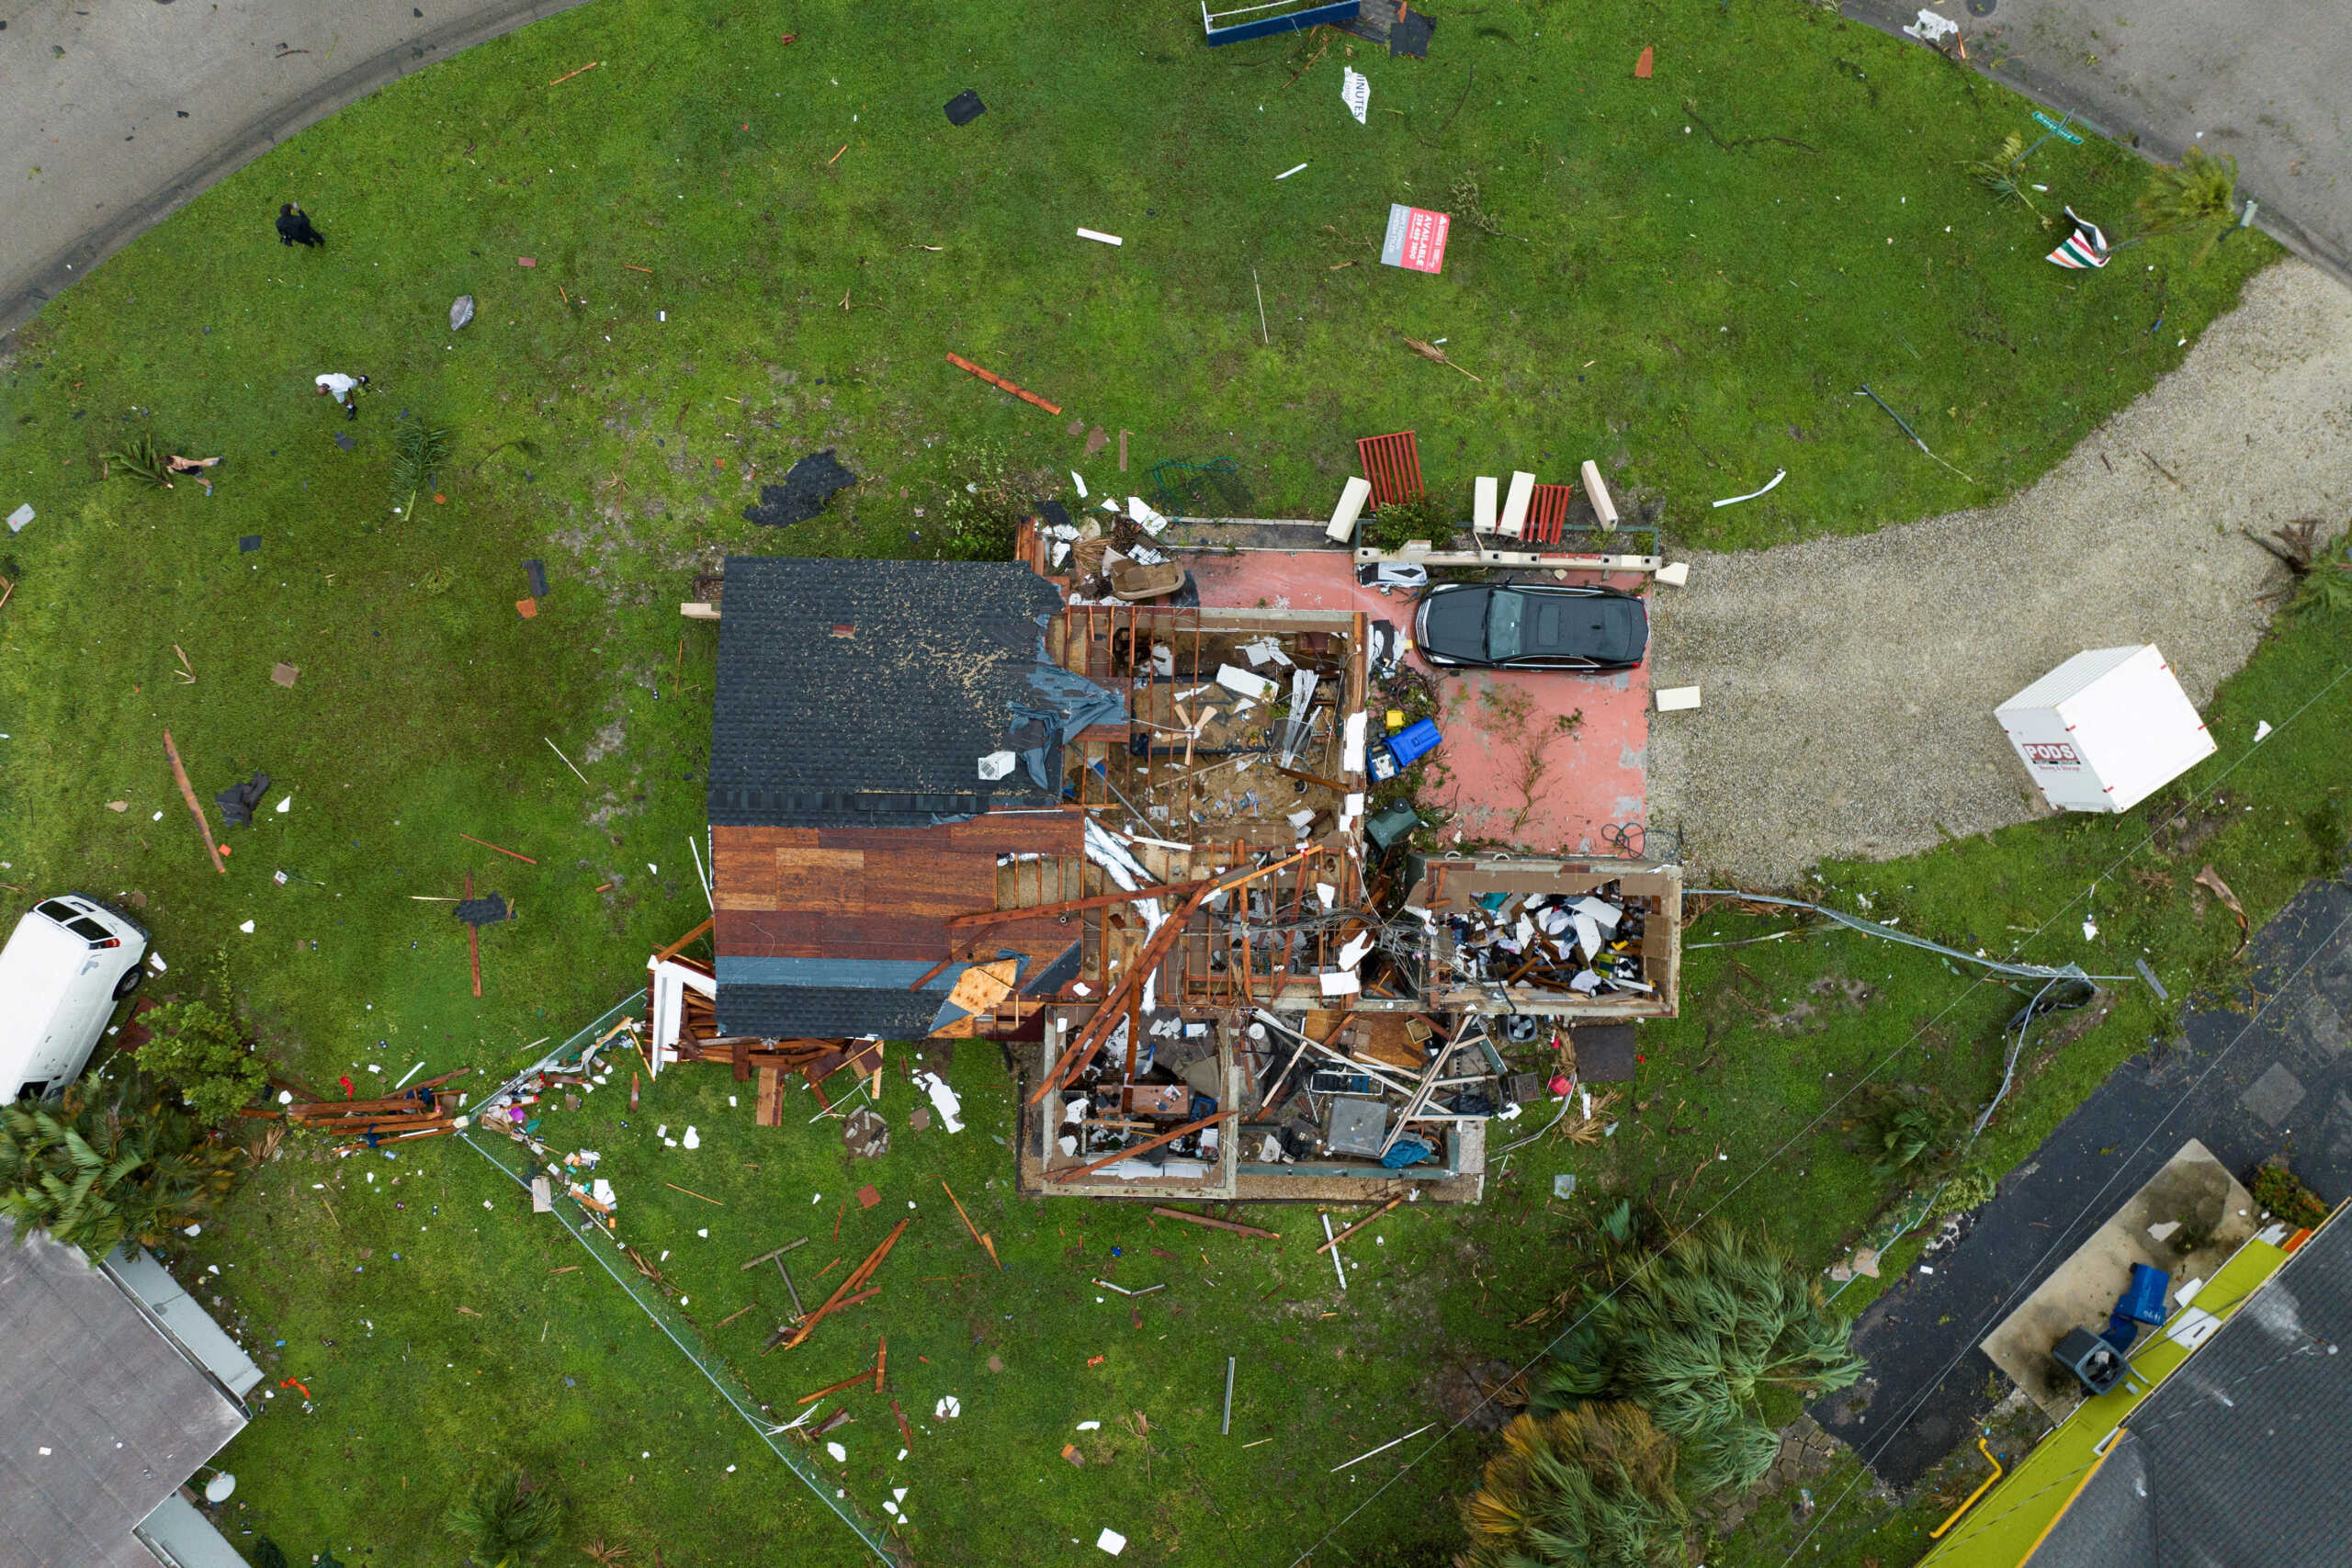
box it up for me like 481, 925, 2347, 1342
214, 771, 270, 827
453, 895, 510, 927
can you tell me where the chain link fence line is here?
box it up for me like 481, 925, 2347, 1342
458, 997, 902, 1565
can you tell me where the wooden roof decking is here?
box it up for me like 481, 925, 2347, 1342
713, 815, 1084, 972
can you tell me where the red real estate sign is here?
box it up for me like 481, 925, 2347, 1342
1379, 204, 1450, 274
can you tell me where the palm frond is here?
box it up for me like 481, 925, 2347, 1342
389, 420, 454, 519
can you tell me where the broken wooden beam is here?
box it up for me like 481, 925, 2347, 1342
1051, 1109, 1242, 1184
939, 1179, 1002, 1269
1151, 1206, 1281, 1241
1314, 1193, 1408, 1255
944, 351, 1062, 415
944, 875, 1219, 931
795, 1360, 882, 1405
740, 1237, 810, 1271
772, 1219, 910, 1352
160, 728, 225, 874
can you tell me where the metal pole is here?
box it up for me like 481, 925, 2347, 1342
1222, 1356, 1236, 1435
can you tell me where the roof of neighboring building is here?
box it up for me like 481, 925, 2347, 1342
0, 1220, 247, 1568
1917, 1211, 2346, 1568
707, 557, 1074, 829
2025, 1211, 2352, 1568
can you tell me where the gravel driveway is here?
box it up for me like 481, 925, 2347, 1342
1647, 259, 2352, 887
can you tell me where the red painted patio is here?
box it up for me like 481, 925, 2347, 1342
1179, 550, 1651, 855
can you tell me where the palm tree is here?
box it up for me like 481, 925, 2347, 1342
1462, 1403, 1688, 1568
1532, 1222, 1865, 1496
0, 1071, 237, 1258
579, 1542, 632, 1566
2136, 147, 2240, 264
445, 1467, 568, 1563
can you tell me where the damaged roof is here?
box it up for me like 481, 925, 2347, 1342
0, 1221, 246, 1568
707, 557, 1074, 829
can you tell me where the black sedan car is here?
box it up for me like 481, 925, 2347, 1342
1413, 581, 1649, 671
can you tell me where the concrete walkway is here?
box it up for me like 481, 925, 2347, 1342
1846, 0, 2351, 287
0, 0, 597, 339
1811, 869, 2352, 1486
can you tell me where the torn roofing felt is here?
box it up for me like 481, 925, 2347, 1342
741, 448, 857, 529
707, 557, 1123, 828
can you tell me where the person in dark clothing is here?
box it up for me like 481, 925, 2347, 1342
277, 203, 324, 248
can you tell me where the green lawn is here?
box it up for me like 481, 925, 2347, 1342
0, 0, 2324, 1563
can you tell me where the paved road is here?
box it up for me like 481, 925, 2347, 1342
0, 0, 596, 339
1811, 870, 2352, 1486
1847, 0, 2349, 287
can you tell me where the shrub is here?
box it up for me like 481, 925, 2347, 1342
445, 1467, 568, 1564
1862, 1086, 1964, 1181
1461, 1404, 1688, 1568
1361, 488, 1453, 552
932, 441, 1034, 560
2251, 1159, 2330, 1229
0, 1070, 239, 1257
2136, 147, 2239, 264
1931, 1168, 1999, 1217
134, 999, 268, 1124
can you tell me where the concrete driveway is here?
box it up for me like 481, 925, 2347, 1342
0, 0, 597, 338
1846, 0, 2350, 286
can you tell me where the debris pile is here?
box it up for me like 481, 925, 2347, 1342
266, 1068, 473, 1152
1438, 883, 1657, 999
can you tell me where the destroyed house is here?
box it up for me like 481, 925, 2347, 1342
682, 547, 1680, 1201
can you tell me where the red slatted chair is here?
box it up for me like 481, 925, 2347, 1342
1355, 432, 1424, 508
1527, 483, 1574, 546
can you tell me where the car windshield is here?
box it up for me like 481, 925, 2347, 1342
1484, 590, 1524, 660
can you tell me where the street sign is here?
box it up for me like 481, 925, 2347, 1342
2032, 111, 2085, 145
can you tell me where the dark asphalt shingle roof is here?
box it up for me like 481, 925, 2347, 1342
0, 1221, 246, 1568
2029, 1214, 2352, 1568
707, 557, 1067, 828
715, 983, 948, 1041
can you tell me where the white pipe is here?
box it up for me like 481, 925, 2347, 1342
1710, 468, 1786, 509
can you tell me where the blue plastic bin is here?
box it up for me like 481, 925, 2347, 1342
2118, 1262, 2172, 1325
1388, 717, 1443, 768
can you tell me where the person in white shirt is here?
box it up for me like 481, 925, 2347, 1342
315, 371, 369, 420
